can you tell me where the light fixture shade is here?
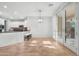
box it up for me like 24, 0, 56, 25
38, 9, 43, 23
38, 18, 43, 23
3, 5, 7, 8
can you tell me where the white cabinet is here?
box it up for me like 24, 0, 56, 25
0, 32, 25, 47
65, 38, 77, 53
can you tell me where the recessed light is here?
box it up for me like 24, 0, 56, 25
3, 5, 8, 8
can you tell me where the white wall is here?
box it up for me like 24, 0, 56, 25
6, 17, 52, 38
52, 16, 58, 40
10, 21, 25, 27
27, 17, 52, 37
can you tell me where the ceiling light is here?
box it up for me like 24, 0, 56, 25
38, 9, 43, 23
38, 18, 43, 23
3, 5, 8, 8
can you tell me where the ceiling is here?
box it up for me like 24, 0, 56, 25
0, 2, 63, 19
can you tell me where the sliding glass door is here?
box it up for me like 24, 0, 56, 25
65, 3, 77, 53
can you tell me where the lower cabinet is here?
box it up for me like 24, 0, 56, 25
65, 38, 77, 54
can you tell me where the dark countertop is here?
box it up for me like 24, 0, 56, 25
0, 31, 30, 33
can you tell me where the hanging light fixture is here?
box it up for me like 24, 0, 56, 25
38, 9, 43, 23
3, 5, 8, 9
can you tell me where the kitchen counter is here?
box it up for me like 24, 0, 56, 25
0, 31, 30, 33
0, 31, 31, 47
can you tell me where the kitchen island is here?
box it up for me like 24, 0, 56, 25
0, 31, 31, 47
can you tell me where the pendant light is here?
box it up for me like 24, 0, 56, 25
38, 9, 43, 23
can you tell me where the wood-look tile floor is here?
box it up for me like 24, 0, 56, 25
0, 38, 76, 56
